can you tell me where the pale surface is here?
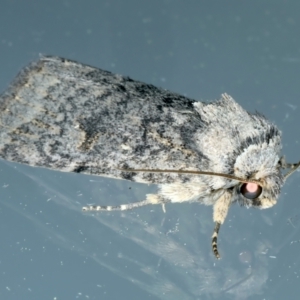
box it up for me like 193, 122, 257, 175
0, 1, 300, 299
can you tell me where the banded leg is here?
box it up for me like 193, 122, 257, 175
212, 191, 232, 259
82, 193, 168, 211
279, 157, 300, 180
283, 161, 300, 180
212, 222, 221, 259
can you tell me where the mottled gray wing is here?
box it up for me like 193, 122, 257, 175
0, 56, 206, 184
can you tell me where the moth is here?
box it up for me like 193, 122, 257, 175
0, 56, 299, 259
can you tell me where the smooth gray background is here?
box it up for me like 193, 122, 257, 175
0, 1, 300, 299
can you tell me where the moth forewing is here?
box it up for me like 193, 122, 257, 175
0, 56, 299, 259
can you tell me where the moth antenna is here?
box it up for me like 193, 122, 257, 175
119, 168, 261, 184
212, 222, 221, 259
283, 161, 300, 181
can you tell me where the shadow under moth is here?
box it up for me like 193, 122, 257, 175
0, 56, 299, 259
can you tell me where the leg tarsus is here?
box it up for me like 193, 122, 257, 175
82, 193, 168, 212
284, 161, 300, 180
212, 222, 221, 259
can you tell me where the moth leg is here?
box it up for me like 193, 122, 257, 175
211, 191, 232, 259
279, 157, 300, 170
212, 222, 221, 259
286, 161, 300, 173
82, 193, 169, 212
280, 157, 300, 180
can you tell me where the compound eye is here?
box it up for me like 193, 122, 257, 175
240, 182, 262, 199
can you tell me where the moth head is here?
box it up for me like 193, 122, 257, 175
235, 174, 283, 209
233, 145, 284, 209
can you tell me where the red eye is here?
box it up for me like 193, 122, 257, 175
240, 183, 262, 199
